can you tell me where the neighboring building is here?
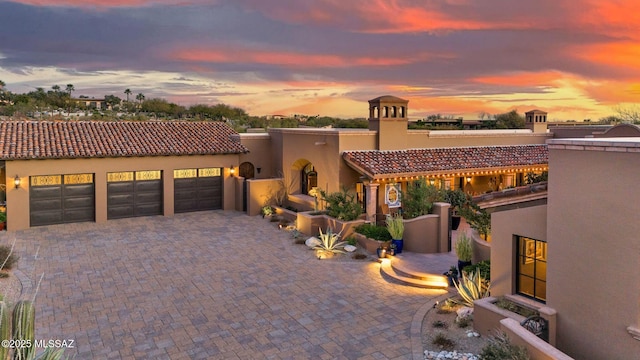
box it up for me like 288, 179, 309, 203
489, 130, 640, 359
74, 98, 109, 110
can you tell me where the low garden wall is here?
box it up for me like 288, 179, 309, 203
353, 233, 383, 254
296, 211, 365, 239
474, 296, 558, 347
402, 214, 439, 253
470, 229, 491, 264
500, 318, 573, 360
245, 178, 286, 216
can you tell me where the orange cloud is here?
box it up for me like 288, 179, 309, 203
575, 1, 640, 37
572, 42, 640, 70
172, 47, 435, 68
582, 80, 640, 104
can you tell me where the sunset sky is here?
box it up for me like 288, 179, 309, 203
0, 0, 638, 121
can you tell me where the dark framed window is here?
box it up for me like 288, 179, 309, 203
516, 235, 547, 303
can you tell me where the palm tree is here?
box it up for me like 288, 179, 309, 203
136, 93, 145, 104
65, 84, 75, 115
51, 84, 60, 92
124, 89, 131, 102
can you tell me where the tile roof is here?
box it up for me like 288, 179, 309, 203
343, 145, 548, 179
0, 120, 248, 160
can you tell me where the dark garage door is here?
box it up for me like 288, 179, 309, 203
174, 168, 222, 213
107, 171, 163, 219
30, 174, 95, 227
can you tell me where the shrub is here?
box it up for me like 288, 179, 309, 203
432, 320, 448, 329
479, 331, 530, 360
444, 189, 469, 214
453, 268, 490, 307
463, 260, 490, 280
401, 178, 445, 219
0, 245, 18, 271
354, 224, 391, 242
319, 188, 362, 221
260, 205, 274, 217
345, 236, 357, 246
456, 316, 471, 328
432, 333, 455, 351
459, 203, 491, 240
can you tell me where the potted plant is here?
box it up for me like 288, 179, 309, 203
0, 211, 6, 231
444, 265, 459, 286
455, 232, 473, 275
386, 214, 404, 254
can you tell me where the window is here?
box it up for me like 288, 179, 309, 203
516, 236, 547, 303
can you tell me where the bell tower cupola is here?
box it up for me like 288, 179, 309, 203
368, 95, 409, 150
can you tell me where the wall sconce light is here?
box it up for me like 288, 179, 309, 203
466, 176, 472, 184
229, 166, 235, 177
429, 179, 435, 186
14, 175, 21, 189
256, 167, 262, 174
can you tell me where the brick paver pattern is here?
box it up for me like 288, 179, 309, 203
4, 211, 445, 359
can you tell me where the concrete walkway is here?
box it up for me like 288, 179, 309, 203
4, 211, 449, 359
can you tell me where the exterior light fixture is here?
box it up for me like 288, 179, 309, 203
429, 179, 435, 186
229, 166, 235, 177
466, 176, 472, 184
14, 175, 21, 189
256, 167, 262, 174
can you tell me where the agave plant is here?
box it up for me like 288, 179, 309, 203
313, 228, 346, 257
453, 268, 491, 307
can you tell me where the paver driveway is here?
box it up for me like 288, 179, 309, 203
5, 211, 447, 359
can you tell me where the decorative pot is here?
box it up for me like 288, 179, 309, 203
391, 239, 404, 254
376, 247, 387, 258
451, 215, 461, 230
458, 260, 472, 276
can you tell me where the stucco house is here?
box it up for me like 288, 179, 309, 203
484, 131, 640, 359
0, 121, 247, 230
237, 96, 551, 221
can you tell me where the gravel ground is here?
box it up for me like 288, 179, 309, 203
0, 271, 22, 305
422, 299, 489, 356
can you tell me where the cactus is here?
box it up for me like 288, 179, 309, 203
12, 300, 35, 360
1, 301, 9, 360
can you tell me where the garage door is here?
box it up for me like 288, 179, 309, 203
107, 171, 163, 219
174, 168, 222, 213
30, 174, 95, 227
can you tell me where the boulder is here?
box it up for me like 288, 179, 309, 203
344, 245, 357, 252
305, 237, 321, 248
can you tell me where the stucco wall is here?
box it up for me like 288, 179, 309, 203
490, 204, 547, 297
236, 133, 274, 179
546, 141, 640, 360
245, 178, 285, 216
5, 154, 239, 230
